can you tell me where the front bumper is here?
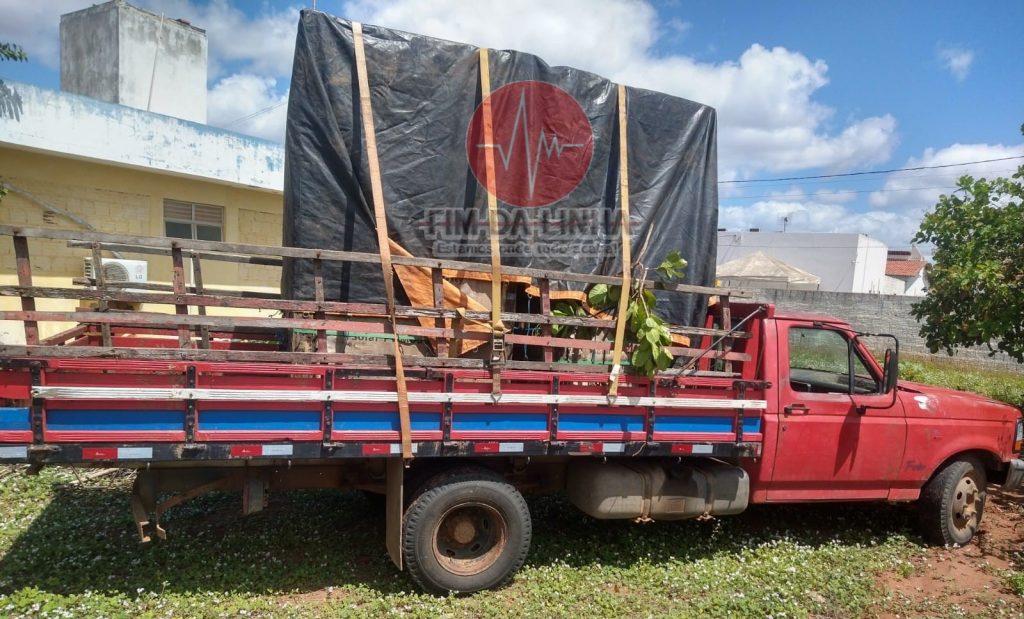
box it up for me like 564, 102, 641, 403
1004, 459, 1024, 492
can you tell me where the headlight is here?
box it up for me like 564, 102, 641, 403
1016, 417, 1023, 453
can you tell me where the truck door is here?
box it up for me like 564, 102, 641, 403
767, 322, 907, 501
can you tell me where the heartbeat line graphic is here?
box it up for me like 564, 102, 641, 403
477, 90, 587, 200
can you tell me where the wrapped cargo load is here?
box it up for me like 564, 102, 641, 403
282, 10, 719, 345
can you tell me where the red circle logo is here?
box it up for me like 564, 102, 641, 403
467, 81, 594, 208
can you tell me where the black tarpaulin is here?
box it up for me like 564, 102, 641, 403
282, 10, 719, 326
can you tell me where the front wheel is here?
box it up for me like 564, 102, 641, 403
918, 458, 987, 546
403, 467, 531, 594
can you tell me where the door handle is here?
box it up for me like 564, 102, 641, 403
784, 403, 810, 415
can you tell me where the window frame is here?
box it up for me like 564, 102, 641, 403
787, 326, 881, 395
163, 199, 224, 242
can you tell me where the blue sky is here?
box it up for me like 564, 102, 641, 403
2, 0, 1022, 250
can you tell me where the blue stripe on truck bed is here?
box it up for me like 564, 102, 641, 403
558, 413, 645, 433
333, 411, 441, 432
452, 413, 549, 432
199, 410, 322, 431
45, 409, 184, 431
0, 407, 30, 431
655, 415, 762, 434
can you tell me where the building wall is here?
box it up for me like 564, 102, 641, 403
0, 147, 283, 343
117, 3, 208, 123
754, 288, 1022, 371
717, 232, 888, 294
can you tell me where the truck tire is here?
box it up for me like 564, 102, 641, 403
402, 467, 531, 594
918, 458, 987, 546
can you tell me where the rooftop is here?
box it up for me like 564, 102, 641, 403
0, 80, 283, 192
885, 260, 927, 277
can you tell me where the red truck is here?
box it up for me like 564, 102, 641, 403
1, 226, 1021, 595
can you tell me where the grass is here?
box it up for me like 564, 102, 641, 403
0, 467, 918, 618
898, 354, 1024, 409
0, 355, 1020, 617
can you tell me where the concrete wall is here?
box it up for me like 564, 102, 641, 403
60, 2, 120, 105
718, 231, 889, 294
0, 81, 281, 192
0, 147, 283, 343
755, 288, 1022, 371
60, 0, 208, 123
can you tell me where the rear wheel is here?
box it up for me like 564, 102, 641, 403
403, 468, 531, 594
918, 458, 986, 546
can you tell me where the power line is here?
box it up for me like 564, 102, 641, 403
723, 183, 958, 201
221, 100, 288, 129
719, 155, 1024, 184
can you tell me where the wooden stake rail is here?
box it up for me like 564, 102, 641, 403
3, 226, 751, 298
0, 226, 752, 378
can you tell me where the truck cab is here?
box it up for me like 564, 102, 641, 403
739, 305, 1024, 547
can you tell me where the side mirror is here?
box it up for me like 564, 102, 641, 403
882, 348, 899, 394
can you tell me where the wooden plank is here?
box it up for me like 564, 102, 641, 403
3, 225, 751, 298
170, 246, 192, 348
40, 324, 89, 346
539, 278, 552, 363
0, 344, 485, 368
90, 243, 113, 347
191, 254, 212, 349
0, 286, 752, 341
432, 268, 447, 357
68, 241, 284, 267
12, 236, 39, 345
313, 257, 327, 353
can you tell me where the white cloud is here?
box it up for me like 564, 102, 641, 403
937, 45, 974, 82
720, 198, 922, 250
869, 142, 1024, 211
140, 0, 300, 78
344, 0, 898, 177
207, 73, 289, 142
0, 0, 89, 67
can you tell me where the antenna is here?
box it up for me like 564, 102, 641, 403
779, 215, 791, 232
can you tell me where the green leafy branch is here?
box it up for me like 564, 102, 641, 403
551, 251, 687, 376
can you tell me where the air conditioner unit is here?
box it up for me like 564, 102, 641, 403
83, 258, 148, 284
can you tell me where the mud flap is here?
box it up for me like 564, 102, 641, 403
386, 457, 404, 569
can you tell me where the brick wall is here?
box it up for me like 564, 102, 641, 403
753, 288, 1022, 372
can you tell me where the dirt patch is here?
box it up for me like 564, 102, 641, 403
877, 486, 1024, 617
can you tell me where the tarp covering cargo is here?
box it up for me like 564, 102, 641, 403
281, 10, 719, 328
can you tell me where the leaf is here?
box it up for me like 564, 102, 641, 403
631, 346, 651, 369
588, 284, 610, 309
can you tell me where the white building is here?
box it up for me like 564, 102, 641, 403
0, 0, 284, 344
716, 231, 889, 294
883, 249, 928, 296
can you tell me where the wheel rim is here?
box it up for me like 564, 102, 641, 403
951, 475, 980, 534
431, 502, 508, 577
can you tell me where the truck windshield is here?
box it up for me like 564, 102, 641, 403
788, 327, 879, 394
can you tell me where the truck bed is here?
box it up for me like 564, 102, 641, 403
0, 225, 767, 466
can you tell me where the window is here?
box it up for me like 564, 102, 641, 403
788, 327, 880, 394
164, 200, 223, 241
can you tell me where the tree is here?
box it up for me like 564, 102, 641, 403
0, 42, 27, 62
911, 125, 1024, 362
1, 40, 27, 197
